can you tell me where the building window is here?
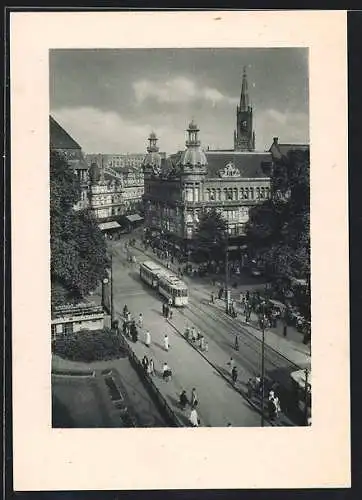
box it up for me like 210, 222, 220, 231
234, 188, 238, 200
260, 187, 265, 199
227, 189, 233, 200
256, 187, 260, 199
240, 187, 244, 199
249, 187, 254, 199
205, 189, 210, 201
217, 188, 221, 201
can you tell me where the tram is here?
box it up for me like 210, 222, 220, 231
139, 260, 189, 306
158, 272, 189, 306
139, 261, 163, 288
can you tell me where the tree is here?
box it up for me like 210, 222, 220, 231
245, 149, 310, 281
194, 208, 228, 262
50, 151, 109, 305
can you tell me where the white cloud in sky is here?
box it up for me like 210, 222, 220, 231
51, 105, 309, 155
133, 77, 238, 107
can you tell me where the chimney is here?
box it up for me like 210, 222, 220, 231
273, 137, 279, 145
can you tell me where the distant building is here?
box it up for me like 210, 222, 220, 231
50, 116, 89, 211
142, 68, 272, 253
269, 137, 309, 162
87, 155, 144, 221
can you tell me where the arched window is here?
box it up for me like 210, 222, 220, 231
244, 188, 249, 199
240, 187, 244, 199
205, 189, 210, 201
223, 188, 228, 201
234, 188, 238, 200
249, 187, 254, 199
227, 189, 233, 201
265, 187, 270, 198
260, 187, 265, 199
256, 187, 260, 199
217, 188, 221, 201
209, 189, 215, 201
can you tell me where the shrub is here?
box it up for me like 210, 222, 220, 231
52, 328, 127, 362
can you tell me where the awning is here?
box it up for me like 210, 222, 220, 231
125, 214, 143, 223
98, 221, 121, 231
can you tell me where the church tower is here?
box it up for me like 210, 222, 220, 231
234, 66, 255, 151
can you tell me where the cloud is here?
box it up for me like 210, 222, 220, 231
51, 106, 196, 154
256, 108, 309, 149
133, 77, 237, 107
51, 107, 154, 153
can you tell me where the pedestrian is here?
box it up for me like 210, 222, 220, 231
126, 311, 131, 323
130, 321, 138, 343
165, 304, 169, 319
169, 308, 173, 320
162, 302, 166, 317
144, 329, 151, 348
184, 325, 190, 340
210, 291, 215, 304
162, 362, 172, 382
189, 405, 200, 427
247, 378, 254, 398
190, 326, 197, 342
200, 336, 205, 351
168, 297, 172, 307
142, 355, 149, 371
179, 390, 189, 410
164, 334, 169, 351
227, 357, 235, 373
138, 313, 143, 328
234, 335, 239, 351
231, 366, 238, 385
218, 287, 224, 300
190, 388, 198, 408
268, 397, 277, 420
273, 395, 281, 418
204, 341, 209, 353
148, 358, 155, 376
283, 323, 288, 337
123, 304, 129, 318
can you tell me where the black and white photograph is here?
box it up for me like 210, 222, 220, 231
50, 48, 311, 429
10, 10, 349, 491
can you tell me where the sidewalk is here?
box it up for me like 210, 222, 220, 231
117, 313, 264, 427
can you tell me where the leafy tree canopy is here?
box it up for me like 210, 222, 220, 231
194, 208, 228, 261
50, 151, 109, 305
245, 149, 310, 280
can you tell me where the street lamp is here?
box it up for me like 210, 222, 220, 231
104, 247, 114, 325
224, 229, 231, 315
260, 300, 266, 427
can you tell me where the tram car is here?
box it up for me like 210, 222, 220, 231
158, 272, 189, 307
139, 260, 189, 306
139, 260, 163, 288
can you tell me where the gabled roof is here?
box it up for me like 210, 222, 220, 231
269, 141, 309, 160
204, 151, 272, 179
50, 115, 82, 151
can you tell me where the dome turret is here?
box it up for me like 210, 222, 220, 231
143, 131, 162, 172
179, 120, 207, 169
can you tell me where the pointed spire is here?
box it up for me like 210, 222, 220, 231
240, 66, 250, 111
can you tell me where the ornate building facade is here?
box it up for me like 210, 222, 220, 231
142, 68, 272, 252
50, 116, 90, 211
87, 155, 144, 220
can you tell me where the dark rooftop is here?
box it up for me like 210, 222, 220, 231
205, 151, 272, 178
50, 115, 82, 151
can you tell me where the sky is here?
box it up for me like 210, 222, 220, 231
49, 48, 309, 155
